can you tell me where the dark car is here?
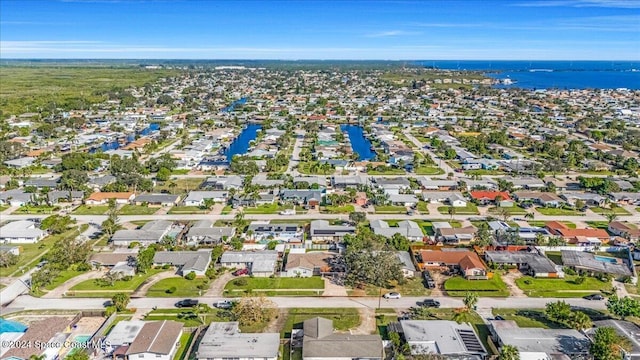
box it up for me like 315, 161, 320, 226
420, 299, 441, 308
494, 315, 505, 320
175, 299, 199, 308
233, 268, 249, 276
583, 294, 604, 300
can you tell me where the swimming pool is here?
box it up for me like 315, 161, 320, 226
594, 255, 618, 264
0, 318, 27, 334
74, 335, 92, 343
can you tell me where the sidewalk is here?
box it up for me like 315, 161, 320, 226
43, 270, 106, 298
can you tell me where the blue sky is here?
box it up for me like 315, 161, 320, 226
1, 0, 639, 59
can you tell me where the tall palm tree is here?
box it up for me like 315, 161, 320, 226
606, 212, 618, 224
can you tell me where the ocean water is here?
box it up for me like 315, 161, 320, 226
416, 61, 640, 90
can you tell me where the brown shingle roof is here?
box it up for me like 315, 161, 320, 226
2, 317, 73, 359
285, 252, 335, 272
419, 250, 486, 270
126, 320, 183, 355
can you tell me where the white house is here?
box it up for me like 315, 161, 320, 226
0, 220, 46, 244
448, 193, 468, 207
183, 191, 228, 206
195, 322, 279, 360
126, 321, 183, 360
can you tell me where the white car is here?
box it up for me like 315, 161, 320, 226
383, 292, 401, 299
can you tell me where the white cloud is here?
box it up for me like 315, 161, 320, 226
513, 0, 640, 8
365, 30, 421, 38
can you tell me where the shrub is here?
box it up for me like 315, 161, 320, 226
162, 264, 171, 269
104, 305, 116, 317
185, 271, 196, 280
234, 278, 248, 286
574, 276, 585, 285
563, 267, 577, 276
524, 279, 532, 285
166, 286, 177, 294
121, 275, 132, 282
76, 262, 92, 272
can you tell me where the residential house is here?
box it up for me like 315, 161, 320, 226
0, 189, 33, 207
126, 320, 184, 360
610, 192, 640, 206
134, 193, 181, 207
370, 220, 424, 242
393, 320, 487, 359
153, 250, 212, 277
309, 220, 356, 242
200, 175, 243, 190
89, 251, 136, 270
396, 251, 418, 278
437, 226, 477, 245
284, 251, 336, 277
184, 220, 235, 245
470, 191, 512, 206
331, 175, 368, 189
355, 192, 367, 206
561, 250, 631, 278
24, 177, 59, 190
4, 156, 36, 168
195, 322, 279, 360
418, 250, 487, 279
1, 317, 72, 360
301, 317, 383, 360
87, 175, 116, 191
608, 221, 640, 241
219, 250, 278, 277
0, 220, 46, 244
484, 251, 561, 278
417, 177, 458, 190
247, 221, 303, 242
374, 177, 411, 195
183, 191, 228, 206
504, 177, 546, 190
561, 192, 606, 207
46, 190, 84, 205
104, 320, 145, 354
280, 189, 324, 208
388, 194, 419, 207
85, 192, 134, 205
0, 245, 21, 256
546, 221, 610, 244
490, 320, 590, 360
111, 220, 173, 247
513, 191, 564, 207
448, 193, 468, 207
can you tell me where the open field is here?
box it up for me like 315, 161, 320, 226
444, 273, 509, 297
0, 66, 180, 115
438, 203, 479, 215
591, 207, 632, 215
72, 205, 109, 215
374, 205, 408, 214
363, 277, 431, 296
224, 277, 325, 297
119, 205, 158, 215
12, 205, 59, 214
515, 275, 610, 297
146, 277, 210, 297
536, 207, 584, 216
69, 268, 165, 295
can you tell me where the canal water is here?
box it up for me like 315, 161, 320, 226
222, 97, 248, 113
225, 124, 262, 161
340, 124, 376, 161
90, 123, 161, 153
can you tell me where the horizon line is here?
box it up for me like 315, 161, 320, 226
2, 58, 639, 62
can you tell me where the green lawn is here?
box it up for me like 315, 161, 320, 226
416, 201, 429, 213
438, 203, 479, 215
146, 277, 210, 297
69, 269, 165, 293
0, 227, 83, 277
12, 205, 59, 214
367, 168, 406, 175
281, 308, 360, 338
591, 207, 632, 215
145, 308, 231, 328
416, 220, 462, 236
528, 221, 576, 229
536, 207, 584, 216
174, 332, 194, 360
491, 308, 566, 329
364, 277, 431, 296
243, 203, 292, 214
220, 205, 233, 214
0, 205, 10, 212
119, 205, 158, 215
465, 169, 506, 175
170, 169, 190, 175
72, 205, 109, 215
515, 275, 610, 297
224, 277, 325, 296
544, 251, 563, 265
153, 177, 204, 194
322, 205, 355, 214
167, 206, 209, 214
374, 205, 408, 214
585, 221, 610, 230
488, 206, 528, 215
415, 166, 444, 175
43, 270, 86, 291
444, 273, 509, 297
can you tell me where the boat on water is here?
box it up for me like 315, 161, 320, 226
529, 69, 553, 72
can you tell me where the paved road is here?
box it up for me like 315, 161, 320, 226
1, 294, 607, 315
0, 270, 35, 307
404, 130, 456, 176
287, 130, 306, 175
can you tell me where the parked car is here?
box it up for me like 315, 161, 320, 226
494, 315, 505, 320
583, 294, 604, 300
233, 268, 249, 276
383, 292, 401, 299
175, 299, 199, 308
214, 300, 234, 309
420, 299, 440, 308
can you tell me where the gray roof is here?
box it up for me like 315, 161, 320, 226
491, 320, 590, 355
332, 175, 368, 186
202, 175, 244, 189
418, 177, 458, 188
388, 194, 419, 203
485, 251, 558, 274
4, 157, 35, 167
105, 320, 146, 347
561, 250, 631, 276
47, 190, 84, 203
0, 189, 33, 203
371, 220, 424, 239
0, 220, 45, 240
303, 317, 383, 359
310, 220, 355, 237
251, 175, 285, 187
247, 222, 301, 233
184, 191, 228, 203
396, 251, 417, 272
88, 175, 116, 186
134, 193, 180, 203
293, 176, 326, 186
196, 322, 279, 359
220, 251, 277, 273
400, 320, 487, 357
186, 221, 235, 241
153, 250, 212, 272
24, 177, 59, 188
374, 177, 411, 187
280, 189, 324, 201
112, 220, 172, 244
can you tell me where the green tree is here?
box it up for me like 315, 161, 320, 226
344, 250, 405, 288
156, 167, 171, 181
230, 296, 277, 326
447, 206, 456, 219
463, 292, 478, 310
498, 344, 520, 360
136, 246, 156, 274
66, 350, 89, 360
111, 292, 130, 312
40, 214, 75, 234
607, 295, 640, 319
568, 311, 592, 331
545, 300, 573, 324
590, 326, 631, 360
348, 211, 367, 224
